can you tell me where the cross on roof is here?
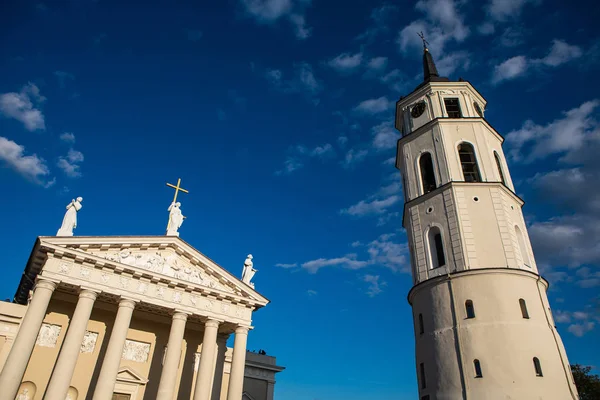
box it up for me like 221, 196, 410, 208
166, 178, 189, 203
418, 31, 429, 50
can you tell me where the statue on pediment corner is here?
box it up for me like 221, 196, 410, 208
57, 197, 83, 236
166, 201, 184, 236
242, 254, 257, 288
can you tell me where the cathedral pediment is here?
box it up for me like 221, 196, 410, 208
29, 236, 268, 307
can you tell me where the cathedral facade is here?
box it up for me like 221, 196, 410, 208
0, 235, 283, 400
395, 47, 579, 399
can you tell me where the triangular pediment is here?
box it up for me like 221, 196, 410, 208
116, 366, 148, 384
36, 236, 268, 306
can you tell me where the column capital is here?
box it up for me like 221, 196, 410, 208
172, 311, 189, 322
204, 319, 221, 329
35, 279, 58, 292
234, 326, 249, 335
79, 288, 100, 300
118, 297, 137, 309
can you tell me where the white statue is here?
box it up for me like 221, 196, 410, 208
241, 254, 257, 288
17, 388, 30, 400
166, 201, 184, 236
57, 197, 83, 236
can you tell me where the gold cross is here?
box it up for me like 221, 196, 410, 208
166, 178, 189, 203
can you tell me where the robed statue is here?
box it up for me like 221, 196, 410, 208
242, 254, 257, 288
57, 197, 83, 236
166, 201, 184, 236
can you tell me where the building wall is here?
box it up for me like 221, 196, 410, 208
0, 297, 281, 400
410, 269, 577, 400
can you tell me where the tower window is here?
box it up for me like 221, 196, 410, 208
533, 357, 543, 377
515, 225, 531, 267
428, 227, 446, 268
474, 359, 483, 378
457, 143, 482, 182
420, 362, 427, 389
419, 152, 437, 194
519, 299, 529, 319
444, 98, 462, 118
419, 313, 424, 334
465, 300, 475, 319
494, 151, 507, 185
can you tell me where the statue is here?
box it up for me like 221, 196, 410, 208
241, 254, 257, 288
57, 197, 83, 236
16, 388, 30, 400
166, 202, 184, 236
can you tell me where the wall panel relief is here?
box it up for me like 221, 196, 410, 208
122, 339, 151, 362
36, 323, 61, 348
80, 331, 98, 353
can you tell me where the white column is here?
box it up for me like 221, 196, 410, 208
210, 334, 229, 400
226, 326, 249, 400
193, 319, 220, 400
45, 288, 98, 400
0, 279, 56, 400
92, 298, 136, 400
156, 311, 188, 400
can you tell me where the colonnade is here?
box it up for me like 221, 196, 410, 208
0, 278, 250, 400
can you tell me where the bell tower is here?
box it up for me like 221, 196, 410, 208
395, 43, 579, 399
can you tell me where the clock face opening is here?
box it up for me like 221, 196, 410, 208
411, 102, 426, 118
474, 102, 483, 117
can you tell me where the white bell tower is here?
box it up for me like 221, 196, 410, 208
395, 44, 579, 400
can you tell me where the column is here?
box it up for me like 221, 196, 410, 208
156, 311, 188, 400
210, 334, 229, 400
45, 288, 98, 400
0, 279, 56, 400
193, 319, 220, 400
226, 326, 249, 400
92, 298, 136, 400
266, 382, 275, 400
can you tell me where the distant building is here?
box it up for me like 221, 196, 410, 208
394, 44, 578, 399
0, 235, 284, 400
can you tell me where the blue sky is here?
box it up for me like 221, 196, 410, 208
1, 0, 599, 399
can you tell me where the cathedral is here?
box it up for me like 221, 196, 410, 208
395, 43, 579, 399
0, 188, 284, 400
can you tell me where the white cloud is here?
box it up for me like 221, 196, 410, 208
57, 148, 84, 178
342, 148, 368, 167
506, 100, 598, 161
492, 55, 528, 84
276, 142, 334, 175
371, 122, 398, 150
0, 83, 46, 131
301, 254, 369, 274
536, 39, 582, 67
306, 289, 318, 296
239, 0, 312, 39
0, 136, 51, 184
337, 136, 348, 146
367, 56, 388, 72
342, 195, 400, 216
568, 321, 595, 337
353, 97, 392, 115
367, 234, 410, 272
436, 51, 470, 76
265, 63, 321, 98
327, 52, 363, 73
478, 22, 495, 35
357, 4, 398, 42
486, 0, 539, 22
363, 274, 386, 297
59, 132, 76, 143
275, 262, 297, 268
398, 0, 469, 56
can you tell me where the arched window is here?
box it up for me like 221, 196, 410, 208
474, 359, 483, 378
519, 299, 529, 319
420, 362, 427, 388
428, 227, 446, 269
515, 226, 531, 267
419, 313, 424, 334
457, 143, 481, 182
533, 357, 543, 377
494, 151, 506, 185
419, 152, 437, 194
465, 300, 475, 319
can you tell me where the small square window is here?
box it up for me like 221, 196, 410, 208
444, 98, 462, 118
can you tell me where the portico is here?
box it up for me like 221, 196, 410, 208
0, 235, 273, 400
